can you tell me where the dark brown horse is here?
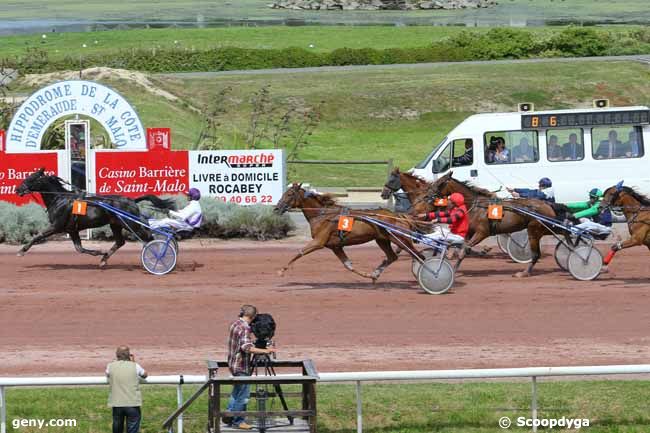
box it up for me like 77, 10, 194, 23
15, 168, 175, 267
274, 183, 422, 282
600, 183, 650, 264
425, 172, 575, 277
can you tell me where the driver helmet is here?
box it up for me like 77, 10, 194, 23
186, 188, 201, 201
538, 177, 552, 188
449, 192, 465, 206
589, 188, 603, 199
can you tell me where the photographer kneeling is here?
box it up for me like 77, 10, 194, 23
224, 304, 276, 430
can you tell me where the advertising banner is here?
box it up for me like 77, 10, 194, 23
0, 151, 59, 205
94, 150, 189, 197
189, 149, 285, 205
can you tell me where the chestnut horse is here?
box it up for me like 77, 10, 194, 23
600, 183, 650, 264
425, 172, 575, 277
274, 183, 422, 282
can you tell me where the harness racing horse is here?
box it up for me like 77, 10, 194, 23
16, 168, 176, 267
381, 168, 431, 212
381, 168, 491, 257
600, 183, 650, 263
425, 172, 576, 277
274, 183, 422, 282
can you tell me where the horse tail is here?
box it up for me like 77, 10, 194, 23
134, 195, 176, 211
551, 202, 579, 224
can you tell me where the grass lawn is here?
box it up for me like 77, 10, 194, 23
6, 60, 650, 186
2, 0, 650, 25
0, 25, 645, 62
4, 380, 650, 432
151, 60, 650, 185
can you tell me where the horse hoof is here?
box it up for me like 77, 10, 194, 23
277, 269, 285, 277
514, 271, 529, 278
16, 250, 25, 257
600, 266, 609, 274
99, 260, 108, 268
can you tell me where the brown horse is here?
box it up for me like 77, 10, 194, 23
274, 183, 422, 282
425, 172, 575, 277
600, 183, 650, 264
381, 168, 431, 212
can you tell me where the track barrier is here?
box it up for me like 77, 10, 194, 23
3, 364, 650, 433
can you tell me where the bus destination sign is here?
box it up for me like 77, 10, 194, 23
521, 109, 650, 129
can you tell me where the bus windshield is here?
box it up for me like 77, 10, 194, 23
415, 136, 447, 169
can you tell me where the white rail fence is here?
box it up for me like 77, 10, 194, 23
2, 364, 650, 433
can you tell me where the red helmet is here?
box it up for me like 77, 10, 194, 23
449, 192, 465, 206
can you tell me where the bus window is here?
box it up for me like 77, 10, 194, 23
592, 126, 644, 159
547, 129, 584, 162
484, 131, 538, 164
432, 142, 452, 173
452, 138, 474, 167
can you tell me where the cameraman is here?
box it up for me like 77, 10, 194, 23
224, 304, 275, 430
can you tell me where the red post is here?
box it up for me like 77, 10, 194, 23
0, 130, 5, 152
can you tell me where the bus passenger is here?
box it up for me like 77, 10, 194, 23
507, 177, 555, 202
595, 130, 624, 159
561, 133, 584, 160
488, 137, 509, 164
625, 130, 641, 157
547, 135, 563, 161
512, 136, 536, 162
453, 139, 474, 166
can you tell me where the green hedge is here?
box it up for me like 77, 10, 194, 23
0, 198, 294, 244
5, 27, 650, 74
0, 202, 49, 244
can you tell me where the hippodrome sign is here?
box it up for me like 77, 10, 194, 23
1, 80, 285, 206
5, 80, 146, 151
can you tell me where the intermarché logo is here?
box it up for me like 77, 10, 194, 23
12, 418, 77, 429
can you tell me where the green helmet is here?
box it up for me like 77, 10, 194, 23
589, 188, 603, 198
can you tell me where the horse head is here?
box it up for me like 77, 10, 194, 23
16, 168, 47, 196
381, 168, 402, 200
425, 171, 454, 201
274, 183, 304, 214
600, 181, 625, 210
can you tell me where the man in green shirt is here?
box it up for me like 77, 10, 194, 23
106, 346, 148, 433
566, 188, 612, 236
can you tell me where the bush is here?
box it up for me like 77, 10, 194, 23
5, 27, 649, 75
0, 198, 293, 244
0, 202, 49, 244
446, 28, 542, 60
548, 26, 608, 57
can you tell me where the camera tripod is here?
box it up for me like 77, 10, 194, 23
249, 353, 294, 432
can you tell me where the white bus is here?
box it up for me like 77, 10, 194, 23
410, 106, 650, 203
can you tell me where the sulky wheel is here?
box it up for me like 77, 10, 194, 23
506, 229, 532, 264
411, 248, 437, 278
153, 232, 179, 253
554, 239, 588, 271
417, 257, 454, 295
141, 239, 178, 275
567, 245, 603, 281
496, 234, 510, 254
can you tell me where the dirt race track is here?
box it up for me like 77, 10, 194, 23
1, 238, 649, 376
